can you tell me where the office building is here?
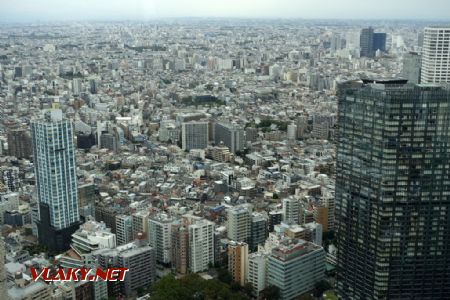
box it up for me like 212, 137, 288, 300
188, 218, 214, 273
228, 241, 249, 286
99, 132, 118, 153
282, 197, 300, 225
158, 121, 180, 144
330, 34, 344, 53
31, 107, 80, 252
132, 210, 149, 239
71, 220, 116, 253
402, 51, 422, 84
60, 220, 116, 269
247, 252, 268, 296
268, 210, 283, 232
89, 79, 97, 94
77, 184, 96, 219
300, 205, 315, 225
148, 213, 175, 265
360, 27, 374, 57
418, 31, 425, 47
373, 33, 387, 52
214, 229, 227, 266
250, 212, 268, 252
206, 144, 234, 162
245, 127, 258, 143
7, 273, 52, 300
214, 122, 245, 154
72, 78, 82, 95
22, 65, 32, 77
313, 196, 335, 232
76, 132, 96, 150
181, 121, 208, 150
267, 239, 325, 300
336, 80, 450, 299
1, 167, 20, 192
171, 224, 189, 274
360, 27, 387, 58
7, 129, 32, 159
227, 205, 251, 243
303, 222, 323, 246
116, 215, 133, 246
93, 238, 155, 297
14, 66, 22, 78
421, 26, 450, 83
94, 205, 118, 234
287, 123, 297, 140
0, 193, 20, 225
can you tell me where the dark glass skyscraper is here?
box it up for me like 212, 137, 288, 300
360, 27, 374, 57
360, 28, 387, 58
373, 33, 387, 52
335, 80, 450, 299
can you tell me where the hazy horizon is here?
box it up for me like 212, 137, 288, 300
1, 0, 450, 22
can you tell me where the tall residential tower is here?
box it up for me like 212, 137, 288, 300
31, 107, 80, 252
421, 26, 450, 83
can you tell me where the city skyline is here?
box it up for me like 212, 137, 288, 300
1, 0, 450, 22
1, 2, 450, 298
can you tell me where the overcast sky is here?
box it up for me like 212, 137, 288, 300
1, 0, 450, 22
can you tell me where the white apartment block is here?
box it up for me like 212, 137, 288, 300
421, 26, 450, 83
189, 218, 215, 273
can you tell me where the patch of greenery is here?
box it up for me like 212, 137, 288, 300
260, 285, 280, 300
151, 274, 249, 300
323, 290, 338, 300
249, 119, 289, 132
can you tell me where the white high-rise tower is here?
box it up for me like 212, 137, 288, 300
31, 105, 80, 251
421, 26, 450, 84
188, 218, 215, 273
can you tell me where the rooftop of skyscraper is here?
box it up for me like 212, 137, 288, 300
271, 239, 322, 262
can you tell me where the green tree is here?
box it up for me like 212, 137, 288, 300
296, 294, 315, 300
151, 274, 186, 300
152, 273, 250, 300
231, 281, 241, 292
261, 285, 280, 300
243, 282, 254, 298
313, 280, 332, 297
217, 268, 232, 284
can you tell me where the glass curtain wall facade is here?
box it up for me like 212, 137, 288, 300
335, 81, 450, 299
